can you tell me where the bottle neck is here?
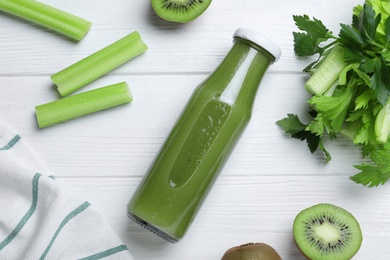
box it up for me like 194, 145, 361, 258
214, 38, 274, 107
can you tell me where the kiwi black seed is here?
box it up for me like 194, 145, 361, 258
293, 203, 362, 260
151, 0, 212, 23
221, 242, 282, 260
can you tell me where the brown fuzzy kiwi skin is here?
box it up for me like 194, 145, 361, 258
221, 243, 282, 260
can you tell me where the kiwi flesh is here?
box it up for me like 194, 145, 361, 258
221, 243, 282, 260
151, 0, 212, 23
293, 203, 362, 260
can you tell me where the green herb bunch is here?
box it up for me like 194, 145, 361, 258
277, 0, 390, 187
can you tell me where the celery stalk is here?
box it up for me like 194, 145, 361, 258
305, 45, 347, 95
0, 0, 92, 41
35, 82, 132, 128
375, 98, 390, 144
51, 31, 148, 96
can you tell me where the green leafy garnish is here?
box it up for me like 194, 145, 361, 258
279, 0, 390, 187
351, 143, 390, 187
276, 114, 330, 162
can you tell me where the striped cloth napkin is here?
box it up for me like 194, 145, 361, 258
0, 120, 132, 260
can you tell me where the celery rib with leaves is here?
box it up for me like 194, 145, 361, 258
35, 82, 132, 128
51, 31, 148, 96
0, 0, 92, 41
277, 0, 390, 187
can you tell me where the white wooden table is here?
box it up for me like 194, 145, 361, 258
1, 0, 390, 259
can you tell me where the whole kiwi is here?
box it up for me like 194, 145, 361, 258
150, 0, 212, 23
221, 243, 282, 260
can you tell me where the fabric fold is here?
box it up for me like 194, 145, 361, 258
0, 120, 132, 260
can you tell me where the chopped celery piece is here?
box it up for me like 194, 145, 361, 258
375, 98, 390, 144
304, 45, 347, 95
0, 0, 92, 41
51, 31, 148, 96
35, 82, 132, 128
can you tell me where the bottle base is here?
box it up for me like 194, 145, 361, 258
127, 212, 178, 243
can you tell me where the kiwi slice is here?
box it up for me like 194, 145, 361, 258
221, 243, 282, 260
150, 0, 212, 23
293, 203, 362, 260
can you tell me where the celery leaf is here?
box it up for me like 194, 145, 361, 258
293, 32, 322, 56
293, 15, 331, 39
351, 143, 390, 187
292, 15, 335, 57
276, 114, 320, 152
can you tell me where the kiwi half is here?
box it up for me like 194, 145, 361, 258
151, 0, 212, 23
293, 203, 362, 260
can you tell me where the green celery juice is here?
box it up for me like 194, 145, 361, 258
127, 28, 281, 242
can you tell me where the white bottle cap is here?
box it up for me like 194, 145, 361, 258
233, 28, 282, 62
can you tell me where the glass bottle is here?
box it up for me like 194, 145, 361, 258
127, 28, 281, 243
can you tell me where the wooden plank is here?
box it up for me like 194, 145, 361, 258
0, 0, 357, 75
0, 74, 365, 178
59, 175, 390, 260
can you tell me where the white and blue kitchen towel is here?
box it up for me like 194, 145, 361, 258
0, 121, 133, 260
